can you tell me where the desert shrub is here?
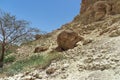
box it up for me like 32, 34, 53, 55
4, 55, 16, 63
5, 55, 44, 75
5, 60, 26, 75
5, 49, 15, 56
5, 51, 64, 75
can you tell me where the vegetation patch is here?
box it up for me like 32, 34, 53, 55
4, 55, 16, 63
4, 51, 64, 75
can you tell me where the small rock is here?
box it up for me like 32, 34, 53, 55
61, 63, 69, 71
83, 38, 93, 45
84, 57, 94, 63
46, 68, 56, 75
63, 63, 69, 68
109, 29, 120, 37
33, 74, 42, 79
61, 74, 69, 79
77, 64, 85, 71
34, 46, 48, 53
23, 76, 35, 80
24, 71, 30, 75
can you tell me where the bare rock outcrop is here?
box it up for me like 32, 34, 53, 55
93, 1, 112, 20
74, 0, 120, 24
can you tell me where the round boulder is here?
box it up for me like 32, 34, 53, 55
56, 30, 83, 51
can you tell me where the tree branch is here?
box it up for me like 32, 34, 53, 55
8, 31, 30, 44
0, 21, 5, 42
5, 26, 21, 40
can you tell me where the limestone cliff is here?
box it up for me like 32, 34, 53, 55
74, 0, 120, 24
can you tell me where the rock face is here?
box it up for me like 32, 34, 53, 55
56, 30, 83, 51
93, 1, 112, 20
75, 0, 120, 24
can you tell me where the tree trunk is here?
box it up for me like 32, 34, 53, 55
0, 42, 5, 68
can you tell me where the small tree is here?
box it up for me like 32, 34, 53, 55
0, 11, 39, 68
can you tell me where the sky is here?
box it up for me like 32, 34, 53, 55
0, 0, 81, 32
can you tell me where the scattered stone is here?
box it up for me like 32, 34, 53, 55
61, 74, 69, 79
46, 68, 56, 75
24, 71, 31, 75
63, 63, 69, 68
84, 57, 94, 63
22, 76, 35, 80
34, 46, 48, 53
33, 74, 42, 79
77, 64, 85, 71
88, 70, 114, 80
109, 29, 120, 37
61, 63, 69, 71
83, 38, 93, 45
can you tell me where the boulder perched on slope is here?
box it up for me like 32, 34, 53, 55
56, 30, 83, 51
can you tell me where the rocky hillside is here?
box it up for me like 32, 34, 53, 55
75, 0, 120, 24
1, 0, 120, 80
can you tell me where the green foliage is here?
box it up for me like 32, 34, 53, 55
0, 44, 16, 64
4, 55, 16, 63
5, 50, 13, 56
5, 51, 64, 75
5, 55, 44, 75
5, 60, 26, 75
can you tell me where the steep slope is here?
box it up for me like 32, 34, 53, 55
75, 0, 120, 24
1, 0, 120, 80
2, 14, 120, 80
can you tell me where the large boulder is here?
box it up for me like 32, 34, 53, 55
56, 30, 83, 51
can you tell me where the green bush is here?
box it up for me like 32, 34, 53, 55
5, 60, 26, 75
5, 50, 13, 56
4, 55, 16, 63
5, 51, 64, 75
